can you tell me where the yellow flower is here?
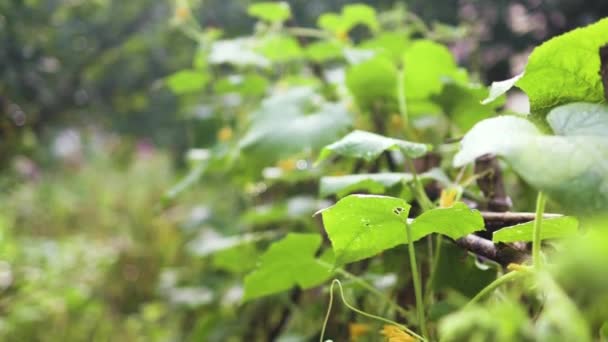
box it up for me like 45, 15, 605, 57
439, 188, 458, 208
390, 114, 403, 129
217, 126, 233, 142
277, 158, 297, 172
380, 325, 415, 342
174, 6, 191, 21
336, 30, 349, 42
349, 323, 370, 341
507, 263, 532, 272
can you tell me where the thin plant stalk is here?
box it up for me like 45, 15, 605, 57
319, 279, 425, 342
532, 192, 547, 269
466, 270, 526, 307
425, 234, 443, 303
407, 158, 434, 212
334, 268, 409, 318
406, 221, 429, 339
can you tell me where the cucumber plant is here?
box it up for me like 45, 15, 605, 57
168, 2, 608, 340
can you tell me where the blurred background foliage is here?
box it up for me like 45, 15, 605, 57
2, 0, 608, 164
1, 0, 608, 341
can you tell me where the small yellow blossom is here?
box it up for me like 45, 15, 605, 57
277, 158, 297, 172
380, 325, 415, 342
217, 126, 233, 142
336, 30, 349, 42
174, 6, 191, 21
439, 188, 459, 208
507, 263, 532, 272
390, 114, 403, 129
349, 323, 370, 341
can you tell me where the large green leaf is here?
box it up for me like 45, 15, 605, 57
166, 70, 208, 94
454, 103, 608, 212
247, 2, 291, 23
319, 197, 483, 266
317, 130, 429, 164
318, 195, 411, 266
243, 233, 332, 301
403, 40, 468, 101
483, 18, 608, 113
239, 87, 352, 166
410, 202, 484, 241
549, 102, 608, 136
492, 217, 579, 243
345, 56, 398, 111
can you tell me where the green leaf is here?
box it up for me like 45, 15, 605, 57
214, 73, 268, 97
454, 103, 608, 213
549, 102, 608, 136
239, 87, 352, 166
318, 195, 411, 266
166, 70, 208, 94
483, 19, 608, 113
187, 229, 275, 257
242, 196, 329, 225
213, 243, 259, 274
492, 217, 579, 243
247, 2, 291, 23
433, 242, 496, 298
481, 73, 523, 105
317, 3, 378, 34
433, 82, 504, 132
359, 32, 409, 63
439, 299, 532, 341
305, 40, 344, 63
403, 40, 468, 101
341, 4, 379, 32
410, 202, 484, 241
516, 18, 608, 113
345, 56, 398, 111
319, 171, 443, 198
317, 13, 344, 33
317, 130, 429, 164
243, 233, 332, 301
258, 35, 303, 62
320, 173, 415, 198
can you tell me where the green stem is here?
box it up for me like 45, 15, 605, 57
397, 68, 409, 130
425, 235, 443, 302
335, 268, 409, 318
407, 159, 434, 211
406, 221, 429, 339
397, 66, 420, 142
285, 27, 331, 39
320, 279, 425, 342
466, 270, 525, 307
532, 192, 547, 270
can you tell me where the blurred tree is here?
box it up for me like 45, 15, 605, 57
0, 0, 195, 163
